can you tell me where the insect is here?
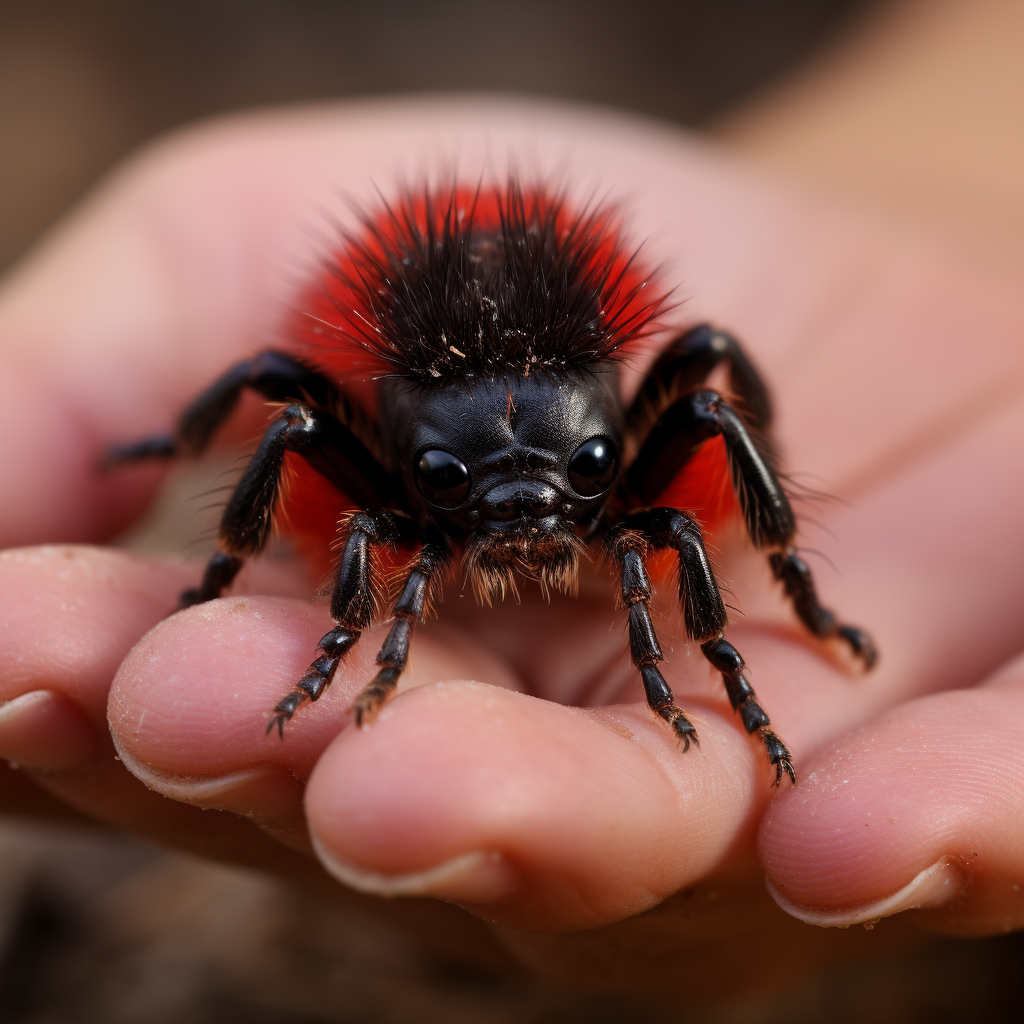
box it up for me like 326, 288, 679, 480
107, 181, 876, 786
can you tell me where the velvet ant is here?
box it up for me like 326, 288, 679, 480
108, 181, 876, 786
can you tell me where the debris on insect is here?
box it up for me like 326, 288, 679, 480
106, 181, 877, 786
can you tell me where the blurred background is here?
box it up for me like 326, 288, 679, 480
0, 0, 866, 274
3, 0, 1024, 1020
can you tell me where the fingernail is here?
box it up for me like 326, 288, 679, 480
766, 858, 966, 928
0, 690, 96, 772
113, 740, 309, 851
312, 838, 518, 905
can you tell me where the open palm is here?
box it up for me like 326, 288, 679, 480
2, 100, 1023, 994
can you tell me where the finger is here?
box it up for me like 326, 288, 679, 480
106, 585, 522, 850
300, 674, 795, 932
103, 569, 791, 932
0, 546, 191, 728
759, 651, 1024, 935
0, 545, 316, 874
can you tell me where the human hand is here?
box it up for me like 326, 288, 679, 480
2, 99, 1022, 993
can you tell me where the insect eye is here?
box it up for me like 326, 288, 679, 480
415, 450, 471, 507
567, 437, 619, 497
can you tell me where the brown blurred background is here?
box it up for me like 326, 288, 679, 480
0, 0, 866, 273
4, 1, 1024, 1021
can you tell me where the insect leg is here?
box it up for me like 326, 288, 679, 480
622, 508, 795, 786
628, 389, 794, 544
103, 350, 339, 465
628, 389, 875, 668
350, 532, 451, 727
267, 510, 413, 737
769, 549, 878, 669
606, 527, 699, 749
700, 635, 796, 787
183, 403, 395, 606
627, 323, 773, 435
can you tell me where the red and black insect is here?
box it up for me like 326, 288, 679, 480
108, 182, 876, 785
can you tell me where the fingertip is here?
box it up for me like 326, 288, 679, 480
304, 680, 765, 929
0, 546, 194, 722
0, 690, 97, 773
108, 595, 344, 779
106, 595, 523, 809
765, 857, 967, 929
758, 687, 1024, 932
757, 724, 928, 913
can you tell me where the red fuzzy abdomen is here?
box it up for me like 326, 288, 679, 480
279, 452, 352, 578
279, 455, 415, 584
642, 436, 740, 581
650, 436, 739, 537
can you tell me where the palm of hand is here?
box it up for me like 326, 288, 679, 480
2, 101, 1023, 994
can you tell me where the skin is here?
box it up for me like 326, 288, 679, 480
1, 84, 1023, 993
717, 0, 1024, 942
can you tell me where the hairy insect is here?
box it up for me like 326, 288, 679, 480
108, 182, 876, 786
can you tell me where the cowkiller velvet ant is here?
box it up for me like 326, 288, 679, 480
107, 182, 877, 786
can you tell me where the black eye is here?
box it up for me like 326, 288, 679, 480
415, 450, 471, 507
568, 437, 618, 497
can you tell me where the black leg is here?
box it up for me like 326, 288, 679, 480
182, 403, 396, 607
352, 532, 451, 727
103, 350, 340, 465
606, 527, 699, 749
770, 550, 878, 670
180, 551, 245, 607
627, 388, 795, 547
700, 637, 795, 786
267, 625, 363, 737
627, 392, 876, 667
621, 507, 728, 641
267, 510, 412, 737
620, 508, 795, 785
628, 323, 773, 435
